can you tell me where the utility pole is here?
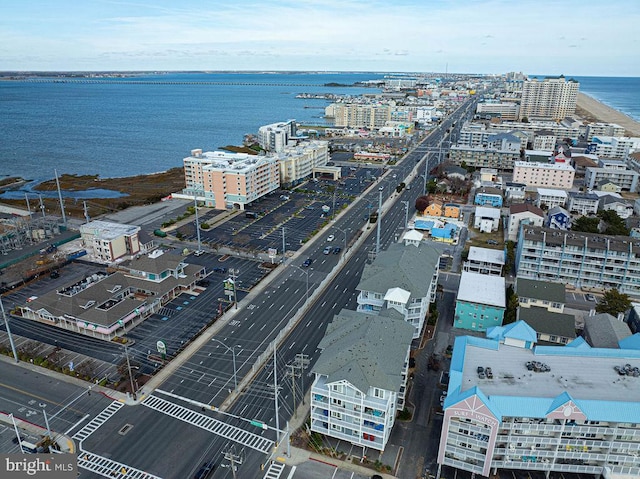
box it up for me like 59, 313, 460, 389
0, 299, 19, 363
54, 169, 67, 227
228, 269, 239, 309
273, 345, 280, 437
82, 201, 90, 224
38, 195, 46, 219
282, 227, 286, 259
287, 354, 310, 415
25, 193, 32, 218
221, 445, 243, 479
124, 344, 136, 399
193, 192, 202, 253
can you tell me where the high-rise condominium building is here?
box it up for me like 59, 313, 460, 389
519, 76, 579, 121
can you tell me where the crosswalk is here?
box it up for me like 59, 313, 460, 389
262, 461, 288, 479
72, 400, 124, 444
142, 395, 275, 454
78, 450, 162, 479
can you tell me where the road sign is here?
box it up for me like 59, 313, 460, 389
250, 419, 268, 430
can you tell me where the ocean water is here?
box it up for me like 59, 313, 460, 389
573, 76, 640, 123
0, 72, 383, 182
1, 72, 638, 184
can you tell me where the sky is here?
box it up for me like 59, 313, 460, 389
1, 0, 639, 76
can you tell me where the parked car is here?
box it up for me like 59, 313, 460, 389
585, 294, 596, 302
327, 234, 335, 242
485, 367, 493, 379
212, 267, 227, 274
486, 239, 498, 245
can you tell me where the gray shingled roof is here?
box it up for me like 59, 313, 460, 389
313, 309, 414, 393
356, 243, 440, 298
517, 307, 576, 340
516, 278, 565, 303
584, 313, 632, 348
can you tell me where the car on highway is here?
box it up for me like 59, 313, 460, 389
302, 258, 313, 267
327, 234, 335, 242
194, 461, 215, 479
332, 247, 341, 254
323, 246, 331, 255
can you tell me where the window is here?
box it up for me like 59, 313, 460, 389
332, 398, 343, 406
373, 388, 385, 399
331, 411, 342, 419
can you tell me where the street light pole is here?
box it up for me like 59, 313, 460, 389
375, 186, 383, 255
292, 265, 310, 301
332, 226, 349, 259
211, 338, 239, 390
193, 191, 202, 253
401, 200, 409, 229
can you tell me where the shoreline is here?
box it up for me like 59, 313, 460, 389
576, 92, 640, 137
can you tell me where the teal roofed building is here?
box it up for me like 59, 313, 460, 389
437, 320, 640, 479
454, 272, 506, 331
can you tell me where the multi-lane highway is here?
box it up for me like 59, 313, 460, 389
2, 96, 478, 479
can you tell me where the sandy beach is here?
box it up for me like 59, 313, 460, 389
576, 92, 640, 137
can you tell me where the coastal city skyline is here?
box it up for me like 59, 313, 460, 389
1, 0, 639, 76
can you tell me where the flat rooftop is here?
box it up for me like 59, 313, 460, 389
462, 342, 640, 403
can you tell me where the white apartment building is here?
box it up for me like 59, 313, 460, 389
476, 102, 520, 121
515, 226, 640, 297
275, 140, 329, 186
512, 161, 575, 189
463, 246, 505, 276
326, 102, 393, 129
183, 149, 280, 210
536, 188, 568, 209
438, 322, 640, 479
310, 310, 414, 452
457, 122, 527, 150
589, 136, 640, 159
474, 206, 501, 233
519, 76, 579, 121
449, 146, 520, 170
79, 220, 141, 263
585, 123, 625, 141
356, 242, 440, 339
585, 159, 639, 192
257, 120, 297, 152
507, 204, 545, 242
533, 130, 557, 151
567, 192, 600, 215
490, 120, 580, 144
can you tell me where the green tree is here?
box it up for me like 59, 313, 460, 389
426, 179, 438, 194
572, 216, 599, 233
599, 210, 630, 236
505, 241, 516, 274
504, 285, 519, 324
595, 289, 632, 316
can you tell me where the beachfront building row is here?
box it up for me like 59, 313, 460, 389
437, 321, 640, 479
585, 123, 625, 142
515, 225, 640, 298
325, 102, 394, 129
182, 141, 329, 209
